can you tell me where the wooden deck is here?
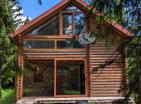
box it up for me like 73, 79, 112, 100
16, 97, 129, 104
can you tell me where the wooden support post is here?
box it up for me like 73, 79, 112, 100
55, 40, 57, 50
123, 47, 128, 96
54, 59, 57, 96
16, 35, 24, 101
84, 59, 88, 96
59, 12, 63, 36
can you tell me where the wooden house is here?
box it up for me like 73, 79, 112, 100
11, 0, 133, 103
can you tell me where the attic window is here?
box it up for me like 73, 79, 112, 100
62, 5, 85, 35
63, 13, 85, 35
63, 5, 82, 12
27, 16, 59, 35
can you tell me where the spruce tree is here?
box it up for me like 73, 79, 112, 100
0, 0, 23, 103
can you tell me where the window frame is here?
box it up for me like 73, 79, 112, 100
23, 58, 88, 97
24, 40, 55, 49
62, 11, 86, 36
23, 6, 87, 50
23, 38, 86, 50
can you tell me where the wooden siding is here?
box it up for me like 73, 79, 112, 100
24, 49, 87, 59
89, 40, 125, 97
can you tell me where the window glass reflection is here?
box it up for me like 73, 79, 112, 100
24, 41, 54, 49
63, 14, 73, 35
57, 39, 84, 48
75, 14, 85, 35
27, 16, 59, 35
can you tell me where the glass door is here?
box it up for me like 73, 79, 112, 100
23, 59, 86, 97
56, 60, 85, 95
23, 60, 54, 96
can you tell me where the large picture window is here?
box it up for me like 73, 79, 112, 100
27, 16, 59, 35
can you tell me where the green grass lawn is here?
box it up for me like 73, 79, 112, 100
1, 89, 15, 104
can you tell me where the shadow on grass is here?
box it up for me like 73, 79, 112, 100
1, 89, 15, 104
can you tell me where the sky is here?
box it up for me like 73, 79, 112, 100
19, 0, 61, 20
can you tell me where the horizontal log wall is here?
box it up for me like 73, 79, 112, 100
89, 40, 125, 97
24, 49, 87, 59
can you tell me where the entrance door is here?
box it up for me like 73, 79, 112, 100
56, 60, 85, 95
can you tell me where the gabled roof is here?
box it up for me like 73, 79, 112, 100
11, 0, 133, 38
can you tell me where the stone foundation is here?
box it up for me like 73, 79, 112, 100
16, 97, 134, 104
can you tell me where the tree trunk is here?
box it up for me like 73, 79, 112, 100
0, 78, 2, 104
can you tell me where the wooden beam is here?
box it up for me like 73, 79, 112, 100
23, 35, 79, 40
72, 13, 75, 35
55, 95, 87, 98
55, 58, 85, 61
24, 48, 86, 51
55, 40, 57, 50
59, 12, 63, 36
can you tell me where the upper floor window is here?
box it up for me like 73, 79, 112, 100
24, 41, 55, 49
63, 6, 85, 35
26, 6, 85, 36
57, 39, 84, 49
24, 5, 86, 49
74, 14, 85, 35
27, 16, 59, 35
63, 14, 73, 35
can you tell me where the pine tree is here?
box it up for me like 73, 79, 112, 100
0, 0, 23, 102
24, 17, 30, 25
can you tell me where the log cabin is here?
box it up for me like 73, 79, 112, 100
10, 0, 133, 103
